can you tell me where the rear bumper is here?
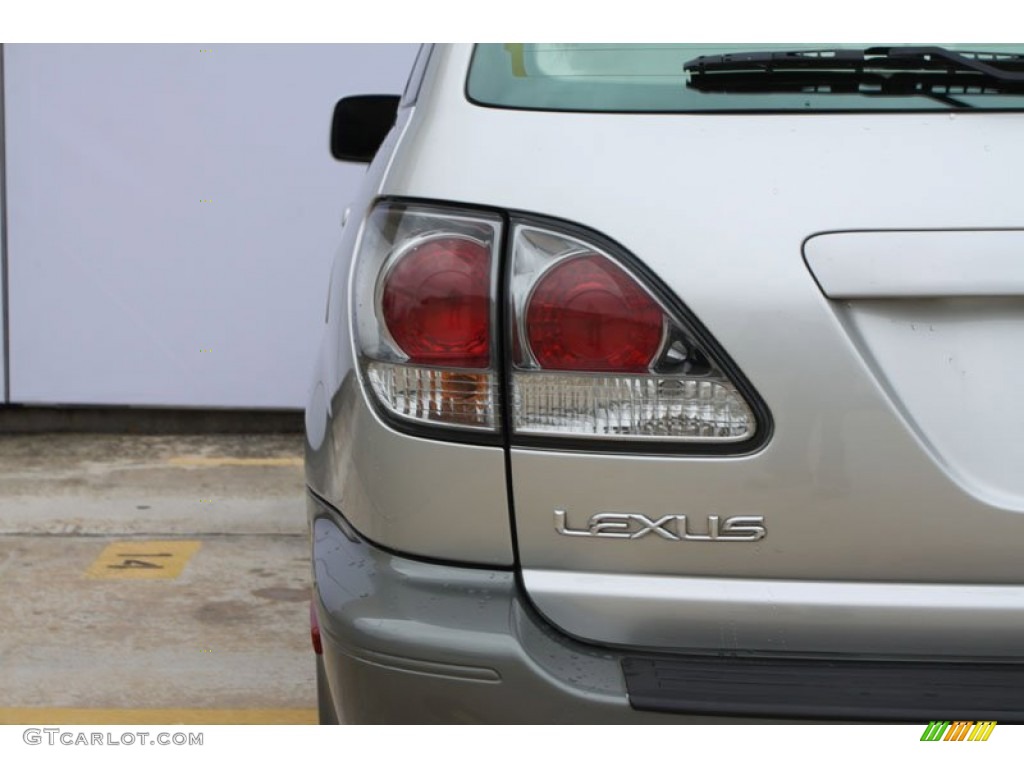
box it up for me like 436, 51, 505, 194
310, 500, 688, 724
309, 493, 1024, 724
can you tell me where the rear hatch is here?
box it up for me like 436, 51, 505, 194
392, 44, 1024, 657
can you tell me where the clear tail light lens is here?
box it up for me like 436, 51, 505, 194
353, 203, 502, 432
365, 365, 497, 428
509, 223, 757, 442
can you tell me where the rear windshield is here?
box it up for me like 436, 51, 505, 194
467, 44, 1024, 112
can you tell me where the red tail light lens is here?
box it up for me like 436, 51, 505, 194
525, 253, 663, 372
353, 203, 502, 432
381, 236, 491, 368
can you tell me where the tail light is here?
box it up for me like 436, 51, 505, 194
353, 201, 762, 448
353, 203, 502, 433
509, 223, 756, 443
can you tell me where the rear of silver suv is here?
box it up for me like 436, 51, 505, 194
305, 44, 1024, 723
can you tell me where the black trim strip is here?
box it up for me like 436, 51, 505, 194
623, 654, 1024, 723
497, 209, 525, 577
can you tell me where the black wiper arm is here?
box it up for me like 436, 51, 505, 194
685, 70, 1014, 109
884, 47, 1024, 82
685, 46, 1024, 84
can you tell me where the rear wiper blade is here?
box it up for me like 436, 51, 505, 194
685, 46, 1024, 84
684, 69, 1023, 109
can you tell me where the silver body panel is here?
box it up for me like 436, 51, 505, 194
311, 372, 513, 565
806, 230, 1024, 298
307, 43, 1024, 680
525, 569, 1024, 655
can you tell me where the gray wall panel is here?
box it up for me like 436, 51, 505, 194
5, 44, 417, 407
1, 44, 8, 402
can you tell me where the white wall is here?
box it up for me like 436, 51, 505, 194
4, 44, 418, 408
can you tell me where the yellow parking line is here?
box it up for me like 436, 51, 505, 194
0, 708, 317, 725
168, 456, 302, 467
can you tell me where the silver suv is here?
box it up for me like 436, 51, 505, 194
306, 44, 1024, 723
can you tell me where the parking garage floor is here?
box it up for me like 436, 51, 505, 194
0, 432, 316, 724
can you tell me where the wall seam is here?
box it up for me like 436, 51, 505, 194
0, 44, 10, 403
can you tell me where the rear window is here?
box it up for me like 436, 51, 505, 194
467, 44, 1024, 112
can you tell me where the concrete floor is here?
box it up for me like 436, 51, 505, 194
0, 433, 316, 724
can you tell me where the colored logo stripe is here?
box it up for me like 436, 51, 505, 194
968, 721, 997, 742
920, 720, 996, 741
944, 721, 974, 741
921, 721, 950, 741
